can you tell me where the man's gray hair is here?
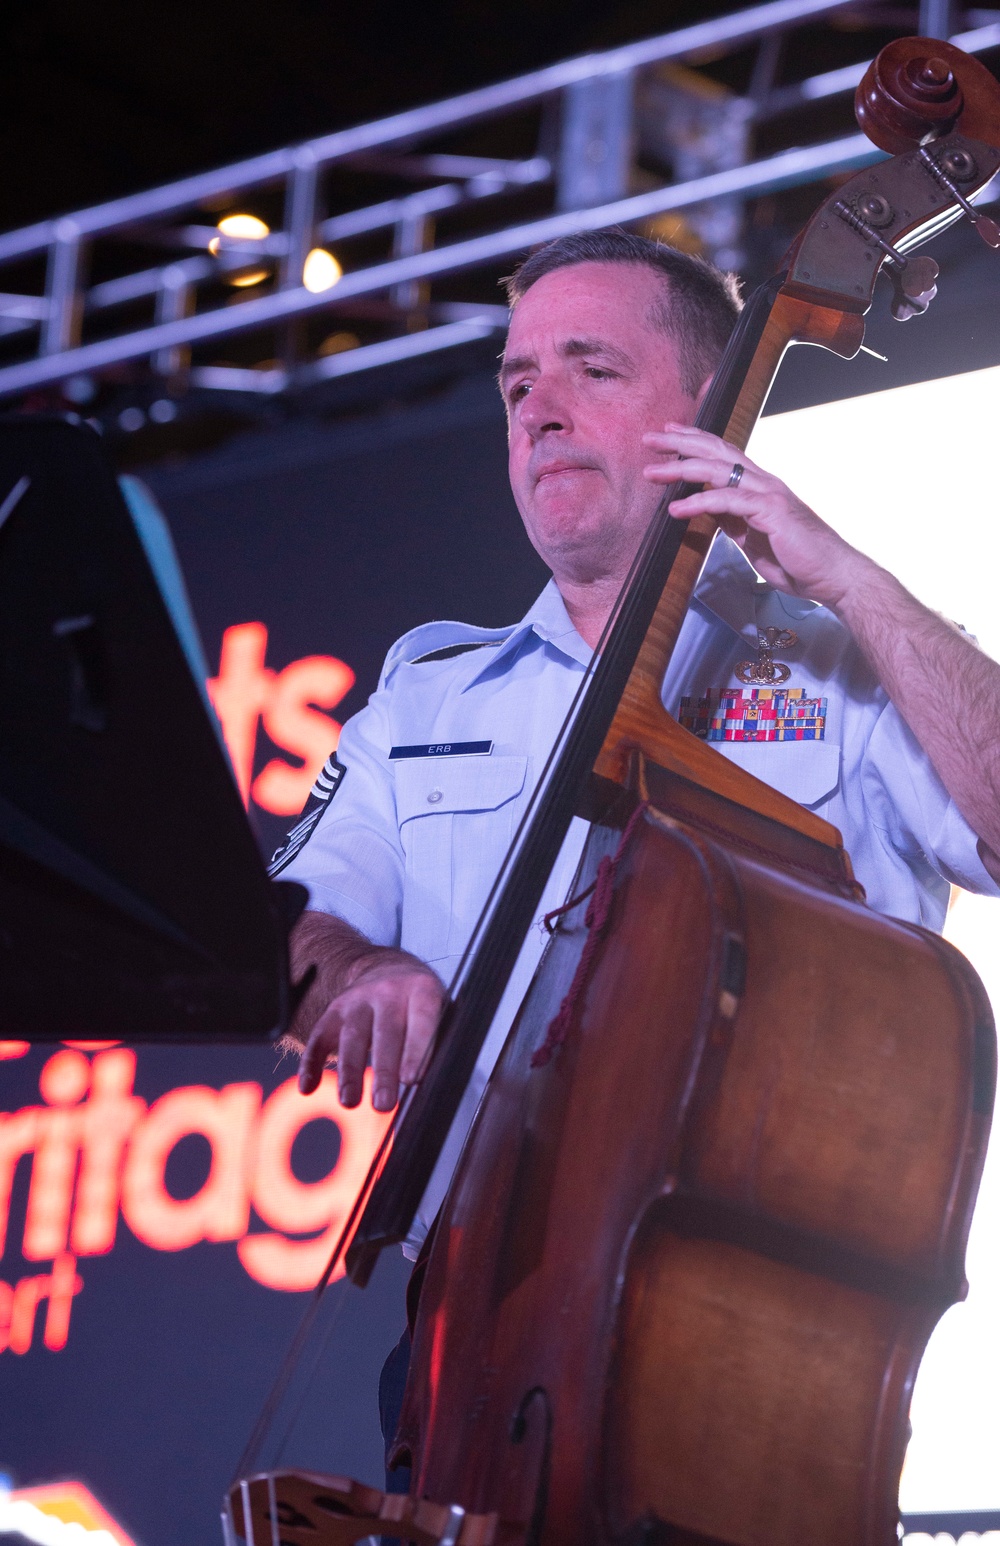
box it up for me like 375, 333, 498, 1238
503, 230, 743, 397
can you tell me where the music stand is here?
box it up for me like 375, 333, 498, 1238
0, 414, 301, 1042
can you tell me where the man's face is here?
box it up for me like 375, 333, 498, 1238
501, 261, 701, 586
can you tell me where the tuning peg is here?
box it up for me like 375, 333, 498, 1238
889, 258, 938, 321
971, 212, 1000, 249
919, 147, 1000, 250
835, 200, 940, 321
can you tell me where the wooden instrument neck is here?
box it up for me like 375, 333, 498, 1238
593, 285, 865, 853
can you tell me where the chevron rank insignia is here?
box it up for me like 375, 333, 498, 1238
268, 752, 347, 876
679, 687, 827, 742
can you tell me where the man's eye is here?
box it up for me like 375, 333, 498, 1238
584, 366, 615, 380
509, 382, 532, 403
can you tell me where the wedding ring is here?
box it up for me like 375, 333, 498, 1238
728, 462, 745, 488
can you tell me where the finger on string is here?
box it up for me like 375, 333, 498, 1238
644, 457, 758, 489
370, 994, 406, 1113
643, 424, 721, 444
298, 1005, 342, 1095
400, 976, 445, 1085
648, 419, 743, 446
335, 1001, 374, 1108
644, 426, 761, 471
667, 488, 772, 520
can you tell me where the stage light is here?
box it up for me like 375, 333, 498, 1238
302, 247, 343, 293
751, 370, 1000, 1520
318, 330, 358, 356
209, 214, 271, 287
208, 213, 270, 253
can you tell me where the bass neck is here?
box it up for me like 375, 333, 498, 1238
345, 268, 858, 1284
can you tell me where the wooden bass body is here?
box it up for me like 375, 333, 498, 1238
227, 43, 1000, 1546
396, 758, 995, 1546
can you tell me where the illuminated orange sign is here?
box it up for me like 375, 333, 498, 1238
3, 1481, 137, 1546
0, 1046, 392, 1354
207, 621, 355, 815
0, 624, 371, 1353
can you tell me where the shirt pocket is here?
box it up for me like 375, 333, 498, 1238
716, 740, 841, 811
395, 755, 528, 962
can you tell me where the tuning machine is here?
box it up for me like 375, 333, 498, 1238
887, 254, 940, 321
918, 146, 1000, 249
833, 199, 940, 320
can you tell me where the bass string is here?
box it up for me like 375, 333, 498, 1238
234, 268, 789, 1477
232, 1100, 402, 1479
346, 273, 786, 1267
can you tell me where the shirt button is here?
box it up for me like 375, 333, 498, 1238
427, 789, 443, 804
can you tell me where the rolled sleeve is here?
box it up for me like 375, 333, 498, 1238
859, 701, 1000, 920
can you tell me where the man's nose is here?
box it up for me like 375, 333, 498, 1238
518, 378, 571, 439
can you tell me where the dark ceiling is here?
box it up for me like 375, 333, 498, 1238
0, 0, 900, 232
7, 0, 994, 461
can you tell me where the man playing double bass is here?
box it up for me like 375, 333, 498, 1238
268, 228, 1000, 1453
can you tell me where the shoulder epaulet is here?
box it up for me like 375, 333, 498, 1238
381, 619, 515, 683
411, 640, 505, 665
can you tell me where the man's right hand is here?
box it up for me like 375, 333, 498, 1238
298, 955, 445, 1109
288, 910, 446, 1111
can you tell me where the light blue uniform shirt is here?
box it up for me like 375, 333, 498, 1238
276, 533, 998, 1249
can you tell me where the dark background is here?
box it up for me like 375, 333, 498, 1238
0, 372, 539, 1546
2, 5, 1000, 1545
2, 266, 998, 1544
0, 0, 877, 234
0, 1045, 414, 1546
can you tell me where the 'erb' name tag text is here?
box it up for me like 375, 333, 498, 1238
389, 740, 493, 760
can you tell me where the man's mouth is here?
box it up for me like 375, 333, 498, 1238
534, 461, 598, 486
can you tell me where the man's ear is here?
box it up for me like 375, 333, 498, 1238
694, 374, 714, 416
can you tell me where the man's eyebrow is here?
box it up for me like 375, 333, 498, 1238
499, 336, 635, 384
561, 336, 635, 371
499, 352, 535, 383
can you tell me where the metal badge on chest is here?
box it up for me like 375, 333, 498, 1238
680, 626, 828, 742
737, 626, 799, 686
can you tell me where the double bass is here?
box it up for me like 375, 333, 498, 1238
230, 36, 1000, 1546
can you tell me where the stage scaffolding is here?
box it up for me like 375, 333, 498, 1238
1, 0, 998, 422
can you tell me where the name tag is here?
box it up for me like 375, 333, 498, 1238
389, 740, 493, 760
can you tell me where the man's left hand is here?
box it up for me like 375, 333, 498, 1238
643, 423, 871, 612
644, 425, 1000, 875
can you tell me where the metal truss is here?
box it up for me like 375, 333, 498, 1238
1, 0, 998, 418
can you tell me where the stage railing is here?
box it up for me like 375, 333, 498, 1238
0, 0, 997, 406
